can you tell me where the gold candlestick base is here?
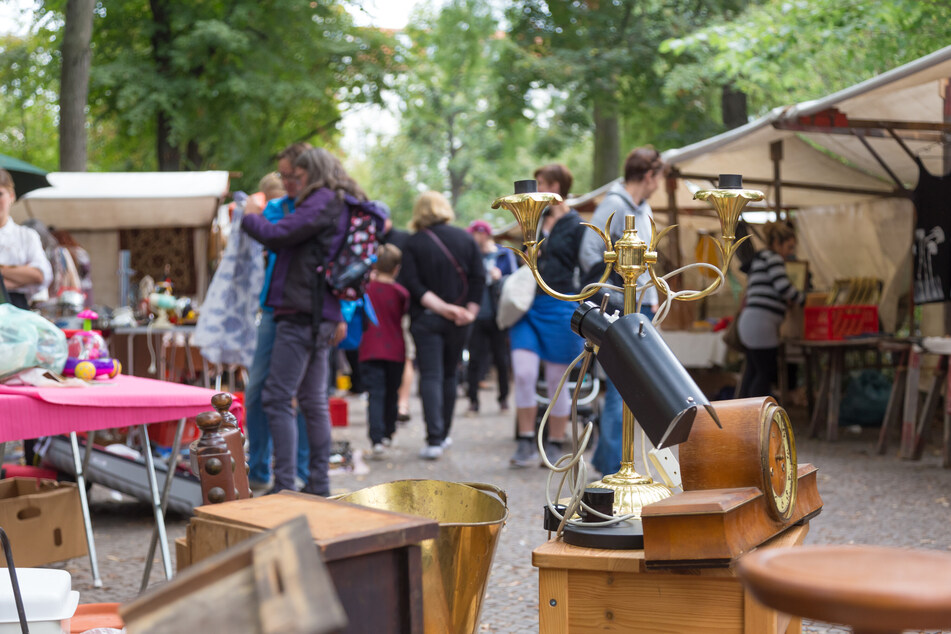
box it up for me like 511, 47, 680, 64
590, 464, 673, 520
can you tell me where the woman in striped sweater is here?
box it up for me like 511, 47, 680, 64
737, 222, 805, 398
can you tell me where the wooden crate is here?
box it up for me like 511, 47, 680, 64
182, 491, 439, 634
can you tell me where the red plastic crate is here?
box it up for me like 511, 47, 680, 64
330, 397, 348, 427
804, 305, 878, 341
147, 418, 202, 447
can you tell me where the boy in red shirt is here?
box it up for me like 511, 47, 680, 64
359, 244, 410, 459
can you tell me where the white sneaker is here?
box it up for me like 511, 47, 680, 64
370, 443, 386, 460
441, 437, 453, 450
419, 445, 443, 460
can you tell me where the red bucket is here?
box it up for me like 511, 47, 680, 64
330, 397, 348, 427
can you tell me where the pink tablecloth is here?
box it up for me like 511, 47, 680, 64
0, 375, 238, 442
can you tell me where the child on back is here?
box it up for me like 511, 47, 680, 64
360, 244, 410, 459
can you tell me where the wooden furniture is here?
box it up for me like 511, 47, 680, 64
792, 338, 884, 440
124, 515, 346, 634
737, 545, 951, 634
533, 524, 809, 634
192, 393, 251, 505
179, 491, 439, 634
875, 339, 951, 466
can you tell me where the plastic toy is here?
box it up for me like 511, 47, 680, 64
63, 309, 121, 380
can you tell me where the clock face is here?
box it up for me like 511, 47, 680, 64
761, 404, 797, 521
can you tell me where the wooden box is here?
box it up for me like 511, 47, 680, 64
533, 525, 809, 634
182, 491, 439, 634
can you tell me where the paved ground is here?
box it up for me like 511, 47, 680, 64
46, 383, 951, 633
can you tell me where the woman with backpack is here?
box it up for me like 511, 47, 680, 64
241, 148, 385, 494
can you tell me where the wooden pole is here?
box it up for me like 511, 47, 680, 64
943, 79, 951, 335
666, 171, 682, 274
771, 141, 783, 221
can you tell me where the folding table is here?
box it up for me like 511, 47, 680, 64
0, 375, 239, 589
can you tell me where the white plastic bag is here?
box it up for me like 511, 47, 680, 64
0, 304, 68, 379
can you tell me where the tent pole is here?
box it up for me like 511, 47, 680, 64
666, 171, 682, 274
943, 79, 951, 335
771, 141, 783, 221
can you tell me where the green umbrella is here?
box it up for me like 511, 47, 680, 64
0, 153, 51, 197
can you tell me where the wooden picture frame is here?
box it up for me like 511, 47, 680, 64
785, 260, 809, 293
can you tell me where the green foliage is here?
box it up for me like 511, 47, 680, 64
499, 0, 754, 188
0, 26, 61, 170
661, 0, 951, 115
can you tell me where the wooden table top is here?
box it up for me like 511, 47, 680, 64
737, 544, 951, 633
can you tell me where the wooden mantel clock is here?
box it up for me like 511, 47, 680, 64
641, 396, 822, 568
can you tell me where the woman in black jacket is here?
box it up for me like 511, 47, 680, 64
400, 191, 485, 460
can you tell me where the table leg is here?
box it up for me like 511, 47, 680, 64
826, 350, 843, 441
877, 360, 907, 455
140, 417, 186, 592
912, 356, 948, 461
943, 368, 951, 468
804, 349, 816, 420
138, 425, 174, 580
809, 354, 831, 439
0, 442, 6, 465
778, 344, 789, 408
69, 432, 103, 588
900, 350, 923, 459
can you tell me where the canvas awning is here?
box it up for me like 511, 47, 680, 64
571, 45, 951, 213
11, 171, 230, 230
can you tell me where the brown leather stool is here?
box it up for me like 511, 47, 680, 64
737, 545, 951, 634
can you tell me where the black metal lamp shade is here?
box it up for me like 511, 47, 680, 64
571, 302, 720, 448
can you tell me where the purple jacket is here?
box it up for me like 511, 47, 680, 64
241, 188, 389, 323
242, 187, 345, 322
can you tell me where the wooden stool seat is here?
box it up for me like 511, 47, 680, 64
737, 545, 951, 634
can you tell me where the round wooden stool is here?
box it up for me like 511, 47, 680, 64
737, 545, 951, 634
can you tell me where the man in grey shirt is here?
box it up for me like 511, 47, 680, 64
579, 147, 666, 476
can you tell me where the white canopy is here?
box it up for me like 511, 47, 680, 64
572, 45, 951, 212
12, 171, 230, 230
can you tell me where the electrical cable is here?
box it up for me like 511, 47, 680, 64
537, 259, 727, 537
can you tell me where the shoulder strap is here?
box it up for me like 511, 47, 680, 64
423, 228, 468, 305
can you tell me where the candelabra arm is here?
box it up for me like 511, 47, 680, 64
505, 214, 616, 303
646, 218, 752, 302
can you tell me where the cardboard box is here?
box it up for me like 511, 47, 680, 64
0, 478, 87, 567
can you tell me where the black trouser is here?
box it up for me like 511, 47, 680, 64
466, 317, 510, 409
739, 346, 778, 398
410, 311, 470, 447
361, 359, 403, 444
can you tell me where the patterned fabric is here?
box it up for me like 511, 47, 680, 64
120, 226, 197, 295
193, 196, 265, 367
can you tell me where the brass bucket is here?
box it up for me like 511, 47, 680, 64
335, 479, 507, 634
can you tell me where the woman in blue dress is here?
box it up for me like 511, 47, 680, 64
509, 163, 586, 468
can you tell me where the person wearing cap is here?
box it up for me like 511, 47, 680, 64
509, 163, 585, 468
465, 219, 517, 415
578, 146, 666, 478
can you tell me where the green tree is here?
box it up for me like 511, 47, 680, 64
661, 0, 951, 117
502, 0, 751, 190
0, 27, 61, 171
25, 0, 394, 189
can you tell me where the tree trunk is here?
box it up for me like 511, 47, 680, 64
721, 83, 748, 130
59, 0, 95, 172
151, 0, 180, 171
592, 100, 620, 189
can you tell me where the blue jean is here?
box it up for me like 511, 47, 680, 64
262, 319, 336, 494
411, 311, 469, 447
245, 311, 309, 484
592, 306, 654, 476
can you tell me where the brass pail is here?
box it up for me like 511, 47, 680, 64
335, 479, 507, 634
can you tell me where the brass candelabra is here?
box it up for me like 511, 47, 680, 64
491, 175, 764, 519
